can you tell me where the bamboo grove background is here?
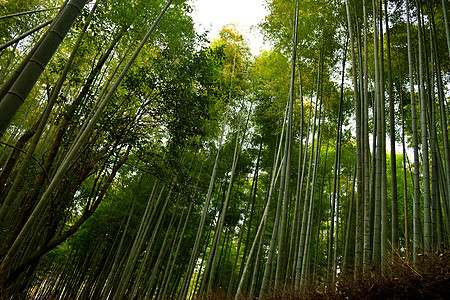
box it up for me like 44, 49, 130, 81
0, 0, 449, 298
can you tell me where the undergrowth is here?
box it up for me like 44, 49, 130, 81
206, 248, 450, 299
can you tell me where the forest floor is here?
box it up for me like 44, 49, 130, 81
271, 249, 450, 300
208, 248, 450, 299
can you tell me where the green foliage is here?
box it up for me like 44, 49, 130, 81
2, 0, 450, 298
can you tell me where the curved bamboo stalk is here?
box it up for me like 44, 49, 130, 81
1, 0, 174, 274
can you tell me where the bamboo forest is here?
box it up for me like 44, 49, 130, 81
1, 0, 450, 298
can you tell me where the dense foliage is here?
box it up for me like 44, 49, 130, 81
0, 0, 449, 299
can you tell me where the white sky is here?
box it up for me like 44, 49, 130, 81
188, 0, 270, 55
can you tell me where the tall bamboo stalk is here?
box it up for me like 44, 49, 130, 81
406, 0, 422, 265
415, 0, 432, 254
345, 0, 363, 276
0, 0, 89, 135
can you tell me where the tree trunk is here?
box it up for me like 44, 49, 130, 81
275, 1, 298, 287
179, 114, 227, 299
0, 0, 89, 135
202, 108, 250, 294
258, 105, 288, 297
1, 0, 173, 274
345, 0, 363, 277
415, 0, 432, 254
0, 0, 98, 228
385, 0, 399, 254
406, 0, 421, 265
